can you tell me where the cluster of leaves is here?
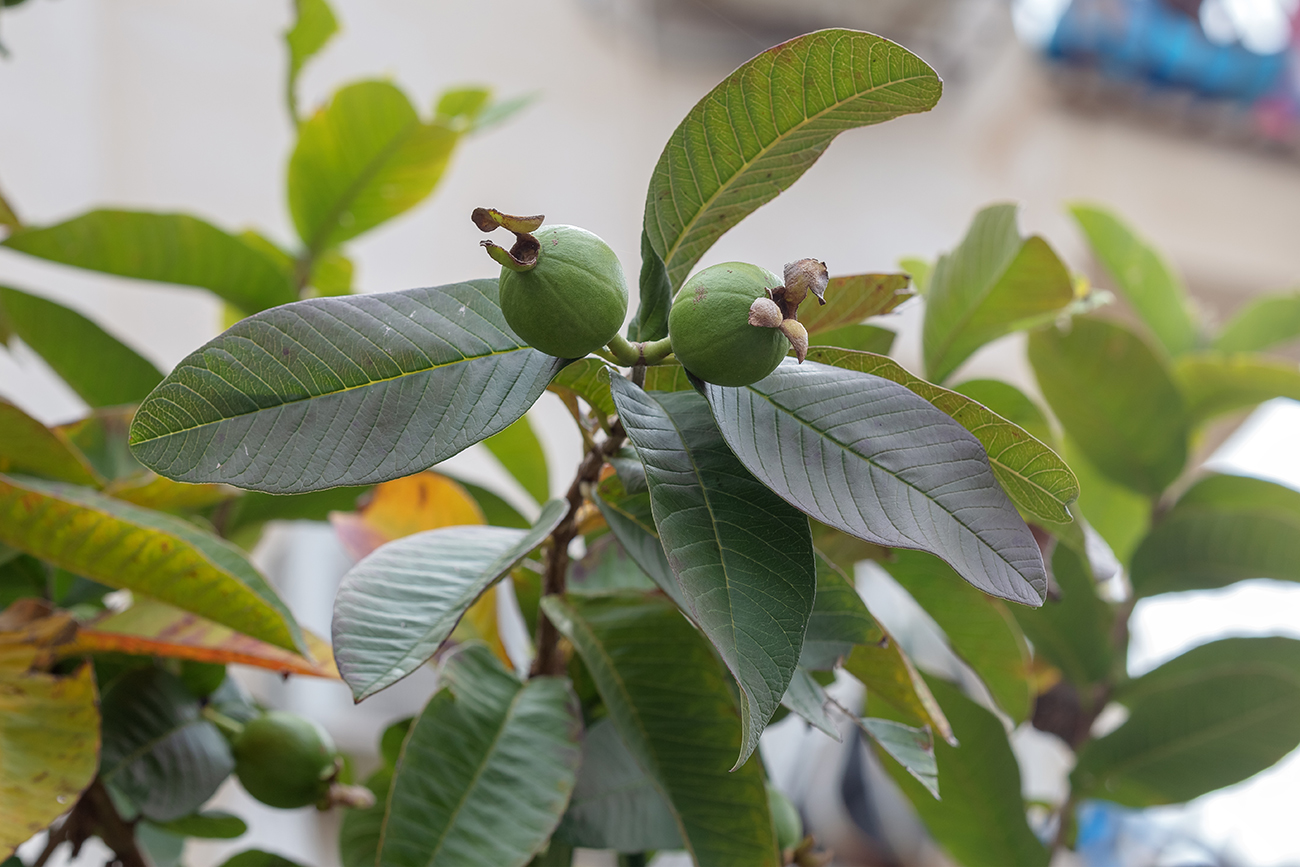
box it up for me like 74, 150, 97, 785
0, 0, 525, 861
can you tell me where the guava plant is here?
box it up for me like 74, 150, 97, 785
5, 9, 1300, 867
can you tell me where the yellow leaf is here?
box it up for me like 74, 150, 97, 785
331, 471, 483, 560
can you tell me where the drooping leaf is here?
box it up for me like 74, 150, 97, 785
592, 474, 688, 610
63, 597, 337, 679
378, 644, 581, 867
922, 204, 1075, 384
883, 550, 1032, 723
1174, 352, 1300, 424
629, 230, 672, 342
1130, 473, 1300, 597
0, 610, 98, 854
129, 279, 567, 493
780, 668, 840, 740
1029, 317, 1188, 497
611, 379, 817, 767
548, 357, 616, 417
1012, 544, 1114, 689
148, 811, 248, 839
0, 285, 164, 406
483, 414, 549, 505
289, 81, 458, 253
872, 677, 1049, 867
704, 359, 1047, 605
1, 211, 296, 313
0, 399, 102, 487
644, 30, 941, 291
1073, 637, 1300, 806
285, 0, 339, 120
808, 323, 895, 354
0, 473, 304, 653
799, 272, 913, 335
100, 667, 233, 822
555, 717, 684, 852
332, 500, 565, 700
800, 552, 881, 670
951, 378, 1054, 447
843, 630, 953, 744
806, 348, 1078, 525
1214, 289, 1300, 353
328, 471, 484, 562
858, 717, 938, 798
1069, 203, 1197, 356
542, 593, 780, 867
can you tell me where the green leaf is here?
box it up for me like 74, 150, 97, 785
285, 0, 339, 120
872, 677, 1049, 867
0, 285, 163, 407
59, 406, 145, 482
218, 485, 371, 541
218, 851, 305, 867
1029, 317, 1188, 497
129, 279, 567, 493
780, 668, 840, 740
922, 204, 1075, 383
289, 81, 458, 253
149, 810, 248, 839
483, 414, 549, 504
900, 256, 932, 294
308, 248, 353, 297
1130, 473, 1300, 597
1069, 203, 1197, 356
455, 479, 531, 530
541, 593, 779, 867
570, 535, 657, 595
1011, 544, 1114, 689
629, 230, 671, 342
338, 766, 391, 867
808, 323, 895, 354
548, 357, 617, 417
1062, 440, 1150, 564
641, 361, 695, 393
704, 359, 1047, 605
843, 630, 953, 744
555, 717, 684, 851
951, 379, 1054, 447
1073, 637, 1300, 806
644, 30, 941, 290
0, 399, 102, 486
468, 92, 535, 134
379, 644, 581, 867
806, 348, 1078, 525
592, 475, 688, 611
858, 717, 938, 798
883, 550, 1032, 723
799, 272, 913, 335
800, 552, 881, 670
1214, 289, 1300, 353
332, 499, 565, 700
100, 667, 233, 822
1174, 352, 1300, 424
0, 473, 304, 653
610, 380, 817, 767
1, 211, 296, 313
434, 87, 491, 127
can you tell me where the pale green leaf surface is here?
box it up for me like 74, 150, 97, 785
129, 279, 567, 494
1, 211, 295, 313
483, 414, 549, 504
548, 358, 616, 417
148, 811, 247, 839
859, 717, 938, 798
645, 29, 941, 290
379, 644, 581, 867
611, 379, 816, 767
1174, 352, 1300, 424
808, 323, 895, 354
332, 500, 565, 700
1214, 289, 1300, 353
800, 552, 881, 670
843, 632, 952, 744
630, 229, 672, 342
952, 378, 1054, 447
1062, 440, 1150, 565
592, 475, 689, 611
799, 272, 912, 335
541, 593, 779, 867
1012, 544, 1114, 688
781, 668, 840, 740
0, 400, 102, 487
285, 0, 339, 116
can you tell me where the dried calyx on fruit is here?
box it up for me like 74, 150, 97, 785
473, 207, 628, 359
668, 257, 828, 387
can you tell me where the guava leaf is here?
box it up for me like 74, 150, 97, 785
610, 379, 817, 768
857, 717, 938, 798
843, 630, 952, 744
780, 668, 840, 740
548, 357, 617, 417
129, 279, 566, 494
1214, 289, 1300, 353
541, 593, 780, 867
800, 553, 880, 671
1, 211, 296, 313
1011, 545, 1114, 689
378, 645, 581, 867
592, 475, 688, 611
0, 399, 102, 487
704, 359, 1047, 605
799, 272, 912, 335
644, 29, 941, 290
1174, 352, 1300, 424
629, 230, 672, 342
483, 414, 549, 505
285, 0, 338, 119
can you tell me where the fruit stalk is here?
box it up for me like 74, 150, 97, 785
605, 333, 673, 367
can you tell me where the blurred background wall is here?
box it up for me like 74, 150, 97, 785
2, 1, 1299, 865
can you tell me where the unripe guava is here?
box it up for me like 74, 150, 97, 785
498, 225, 628, 359
234, 711, 339, 809
668, 263, 786, 387
767, 782, 803, 851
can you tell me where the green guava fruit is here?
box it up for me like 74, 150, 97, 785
498, 224, 628, 359
767, 782, 803, 851
668, 262, 787, 387
233, 711, 339, 809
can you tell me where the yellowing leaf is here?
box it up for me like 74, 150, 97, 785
330, 472, 484, 560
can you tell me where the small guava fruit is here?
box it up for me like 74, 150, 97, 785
668, 262, 787, 387
494, 224, 629, 359
767, 782, 804, 851
233, 711, 340, 810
